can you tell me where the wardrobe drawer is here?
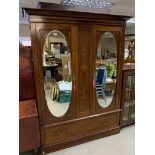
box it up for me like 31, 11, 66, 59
41, 112, 119, 145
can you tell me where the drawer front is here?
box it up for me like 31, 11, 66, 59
41, 112, 119, 145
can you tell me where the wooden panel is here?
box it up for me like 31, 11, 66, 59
19, 45, 33, 73
76, 25, 92, 117
19, 100, 40, 152
19, 100, 37, 117
41, 112, 119, 145
19, 45, 35, 101
19, 75, 35, 101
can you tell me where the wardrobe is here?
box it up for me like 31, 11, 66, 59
23, 3, 130, 154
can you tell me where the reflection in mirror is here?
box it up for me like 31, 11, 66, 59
42, 30, 72, 117
96, 32, 117, 108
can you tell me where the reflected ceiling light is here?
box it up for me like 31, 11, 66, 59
53, 32, 58, 37
127, 18, 135, 23
61, 0, 113, 9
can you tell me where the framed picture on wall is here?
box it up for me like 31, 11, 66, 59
124, 34, 135, 63
125, 34, 135, 50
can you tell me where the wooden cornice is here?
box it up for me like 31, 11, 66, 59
22, 3, 131, 25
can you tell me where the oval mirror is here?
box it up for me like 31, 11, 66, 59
42, 30, 72, 117
96, 32, 117, 108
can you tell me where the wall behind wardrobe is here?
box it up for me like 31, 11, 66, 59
19, 24, 135, 47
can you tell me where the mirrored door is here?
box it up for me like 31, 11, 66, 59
95, 31, 117, 108
42, 30, 72, 117
93, 26, 123, 113
34, 23, 77, 124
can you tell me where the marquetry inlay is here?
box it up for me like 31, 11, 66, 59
80, 64, 88, 71
79, 40, 89, 99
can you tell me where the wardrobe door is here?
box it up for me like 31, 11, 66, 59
92, 26, 125, 114
31, 23, 77, 125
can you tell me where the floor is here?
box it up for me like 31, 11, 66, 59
98, 95, 113, 108
20, 125, 135, 155
45, 88, 69, 117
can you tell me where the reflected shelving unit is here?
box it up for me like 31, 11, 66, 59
120, 64, 135, 127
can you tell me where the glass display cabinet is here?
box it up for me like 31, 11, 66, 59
23, 2, 131, 154
120, 64, 135, 127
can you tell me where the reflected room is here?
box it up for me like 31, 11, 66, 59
43, 30, 72, 117
96, 32, 117, 108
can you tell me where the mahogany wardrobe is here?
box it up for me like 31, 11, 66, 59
23, 3, 130, 154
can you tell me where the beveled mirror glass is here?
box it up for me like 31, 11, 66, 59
96, 32, 117, 108
42, 30, 72, 117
